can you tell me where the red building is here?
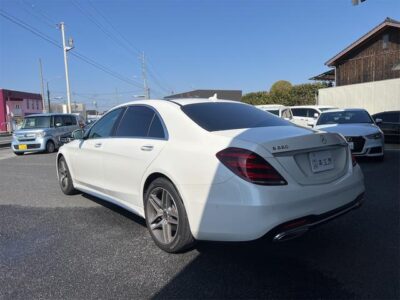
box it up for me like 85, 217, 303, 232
0, 89, 43, 132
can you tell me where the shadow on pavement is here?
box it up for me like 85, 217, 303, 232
81, 193, 146, 227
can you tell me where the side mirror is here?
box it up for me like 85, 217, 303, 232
72, 129, 84, 140
375, 118, 382, 124
313, 113, 319, 119
55, 122, 62, 127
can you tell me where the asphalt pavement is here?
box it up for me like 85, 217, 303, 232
0, 135, 12, 148
0, 148, 399, 299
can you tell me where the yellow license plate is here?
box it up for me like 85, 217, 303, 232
19, 144, 27, 150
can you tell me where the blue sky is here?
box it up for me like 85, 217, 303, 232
0, 0, 399, 110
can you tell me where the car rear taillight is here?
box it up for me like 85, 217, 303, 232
352, 154, 357, 167
216, 147, 287, 185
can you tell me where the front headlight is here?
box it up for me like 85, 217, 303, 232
366, 132, 382, 139
36, 132, 46, 138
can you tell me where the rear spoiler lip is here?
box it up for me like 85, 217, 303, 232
262, 132, 348, 155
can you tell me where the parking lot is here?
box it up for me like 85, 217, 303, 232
0, 147, 399, 299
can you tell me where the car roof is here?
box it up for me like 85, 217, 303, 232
319, 108, 369, 114
290, 105, 336, 109
114, 98, 243, 108
372, 110, 400, 114
25, 113, 76, 117
256, 104, 286, 109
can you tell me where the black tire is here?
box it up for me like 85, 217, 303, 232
14, 152, 24, 156
57, 156, 77, 195
374, 155, 384, 162
46, 140, 56, 153
144, 177, 195, 253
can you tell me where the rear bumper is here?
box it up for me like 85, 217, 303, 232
180, 164, 365, 241
270, 193, 364, 242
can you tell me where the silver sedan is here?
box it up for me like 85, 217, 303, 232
314, 109, 384, 160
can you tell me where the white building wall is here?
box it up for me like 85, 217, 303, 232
318, 78, 400, 115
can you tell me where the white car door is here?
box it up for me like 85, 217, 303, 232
101, 105, 167, 207
70, 107, 125, 191
306, 109, 319, 127
291, 108, 309, 127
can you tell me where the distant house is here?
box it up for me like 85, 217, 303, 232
164, 89, 242, 101
0, 89, 43, 132
312, 18, 400, 114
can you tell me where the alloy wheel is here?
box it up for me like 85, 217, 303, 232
147, 187, 179, 244
58, 159, 69, 189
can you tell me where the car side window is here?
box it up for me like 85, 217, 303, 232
115, 106, 163, 138
88, 108, 124, 139
148, 114, 165, 138
307, 109, 318, 118
63, 115, 73, 126
292, 108, 307, 117
54, 115, 63, 128
382, 112, 399, 123
282, 109, 291, 119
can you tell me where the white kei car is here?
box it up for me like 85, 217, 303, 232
255, 105, 293, 121
57, 99, 365, 252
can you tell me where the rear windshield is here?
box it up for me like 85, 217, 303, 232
317, 110, 373, 125
181, 102, 289, 131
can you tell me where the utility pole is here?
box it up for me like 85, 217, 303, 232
59, 22, 74, 113
46, 82, 51, 113
38, 59, 46, 113
141, 52, 150, 99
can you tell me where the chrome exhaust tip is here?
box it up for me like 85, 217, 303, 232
273, 227, 309, 242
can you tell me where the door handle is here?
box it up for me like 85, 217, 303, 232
94, 142, 102, 148
141, 145, 154, 151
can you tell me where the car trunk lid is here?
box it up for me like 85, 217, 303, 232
213, 126, 350, 185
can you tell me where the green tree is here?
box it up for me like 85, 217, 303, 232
241, 91, 270, 105
242, 81, 329, 106
269, 80, 293, 105
289, 83, 328, 106
270, 80, 292, 94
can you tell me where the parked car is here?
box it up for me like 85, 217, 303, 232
372, 111, 400, 144
12, 113, 81, 155
314, 109, 384, 160
291, 105, 337, 127
255, 105, 293, 120
57, 99, 365, 253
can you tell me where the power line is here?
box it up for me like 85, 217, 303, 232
0, 9, 142, 88
71, 0, 140, 59
87, 0, 142, 57
19, 0, 57, 29
147, 59, 175, 94
0, 9, 61, 48
85, 1, 174, 96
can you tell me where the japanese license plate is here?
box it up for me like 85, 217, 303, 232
19, 144, 27, 150
309, 150, 334, 173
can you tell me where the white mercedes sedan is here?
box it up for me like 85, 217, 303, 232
314, 109, 385, 160
57, 99, 365, 253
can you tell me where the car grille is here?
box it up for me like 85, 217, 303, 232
346, 136, 365, 153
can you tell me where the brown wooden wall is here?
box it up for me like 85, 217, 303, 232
335, 27, 400, 86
